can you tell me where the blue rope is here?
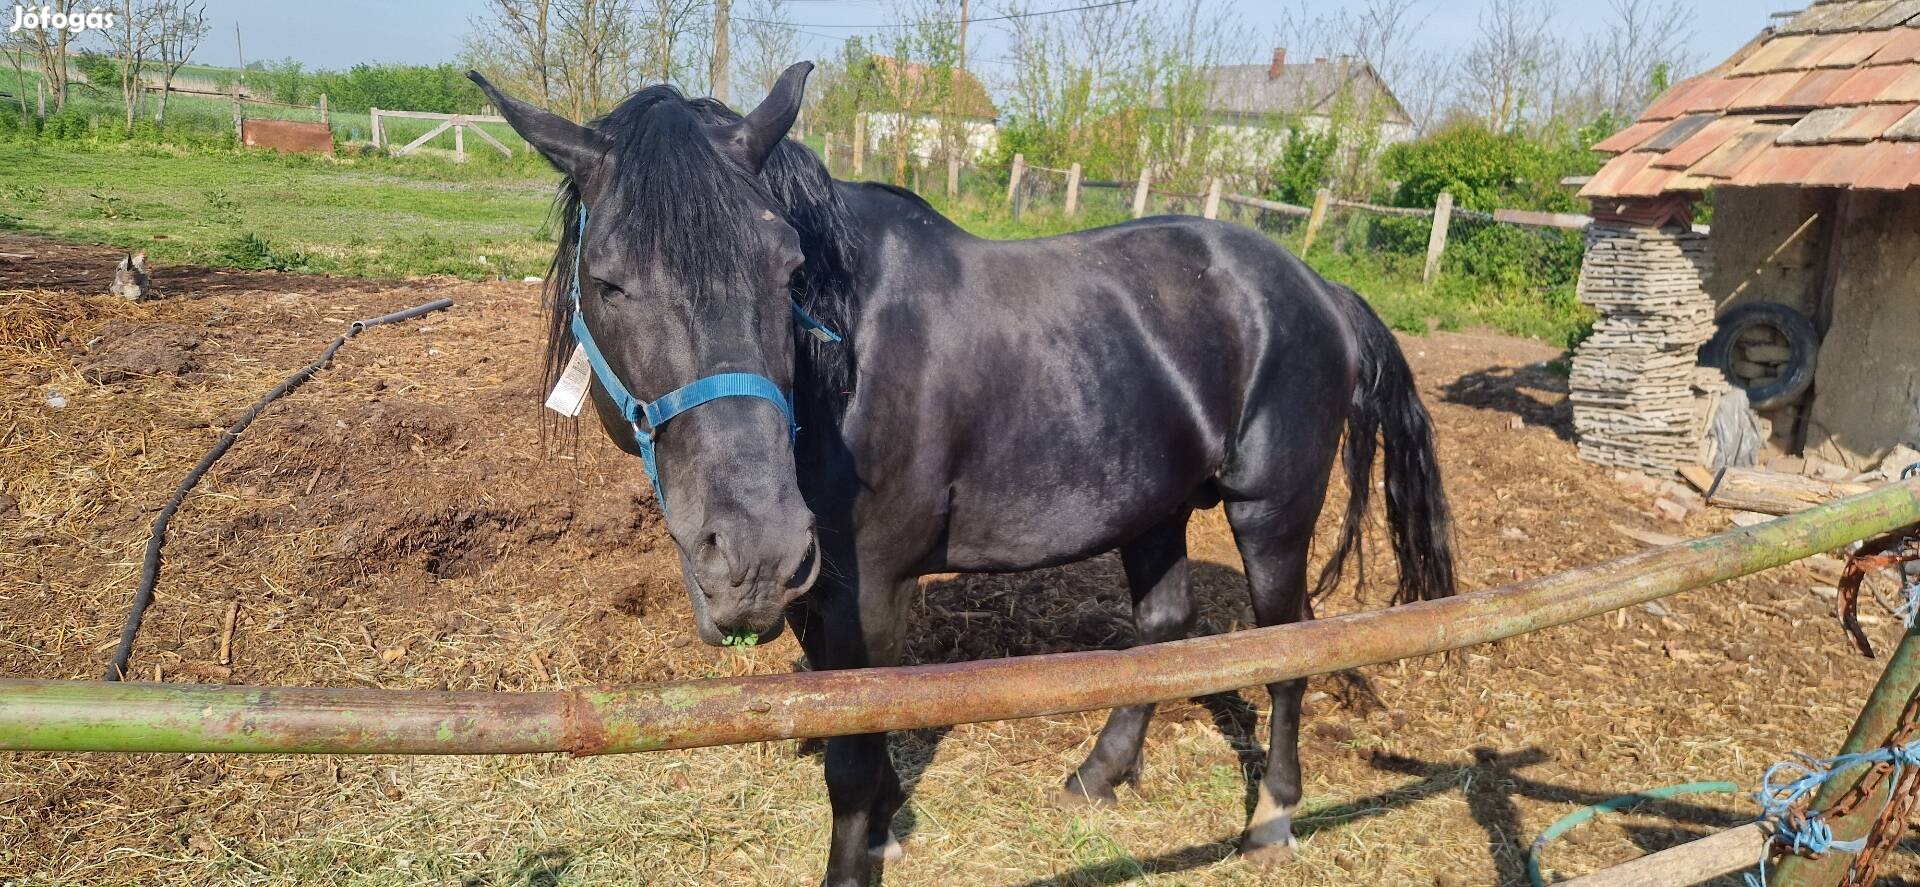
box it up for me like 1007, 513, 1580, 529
1899, 579, 1920, 629
1748, 737, 1920, 884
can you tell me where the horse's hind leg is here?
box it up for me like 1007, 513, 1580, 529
1224, 496, 1319, 866
1057, 510, 1195, 806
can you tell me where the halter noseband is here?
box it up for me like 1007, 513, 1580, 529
568, 204, 840, 508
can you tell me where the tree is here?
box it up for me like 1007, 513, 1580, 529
152, 0, 209, 126
1566, 0, 1697, 124
733, 0, 796, 108
102, 0, 167, 134
876, 0, 962, 186
640, 0, 710, 89
999, 0, 1237, 186
471, 0, 555, 108
1462, 0, 1554, 132
466, 0, 652, 120
14, 1, 80, 112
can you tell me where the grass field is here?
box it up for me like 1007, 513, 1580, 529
0, 137, 1589, 344
0, 141, 561, 280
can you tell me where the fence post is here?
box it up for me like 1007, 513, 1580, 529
1065, 163, 1082, 216
454, 123, 466, 163
853, 116, 866, 176
318, 93, 329, 128
1424, 191, 1454, 284
231, 96, 243, 144
947, 154, 960, 198
1303, 188, 1331, 252
36, 79, 46, 118
1007, 153, 1026, 205
821, 133, 833, 175
1203, 177, 1223, 220
1132, 167, 1152, 219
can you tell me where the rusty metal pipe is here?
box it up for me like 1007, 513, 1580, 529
6, 479, 1920, 757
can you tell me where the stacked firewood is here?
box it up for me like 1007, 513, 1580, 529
1570, 225, 1718, 474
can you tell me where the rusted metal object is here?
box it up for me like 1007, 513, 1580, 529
241, 119, 334, 155
1766, 623, 1920, 886
4, 479, 1920, 757
1836, 533, 1918, 657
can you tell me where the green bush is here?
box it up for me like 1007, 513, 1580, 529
216, 232, 310, 272
1379, 122, 1595, 215
42, 109, 90, 140
313, 63, 486, 115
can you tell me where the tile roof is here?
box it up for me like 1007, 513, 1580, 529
1583, 1, 1920, 197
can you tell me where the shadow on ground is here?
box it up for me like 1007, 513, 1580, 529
999, 746, 1755, 887
1442, 364, 1575, 442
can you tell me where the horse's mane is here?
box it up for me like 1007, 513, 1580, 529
541, 84, 861, 442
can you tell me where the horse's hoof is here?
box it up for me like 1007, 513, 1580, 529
867, 830, 905, 864
1240, 840, 1298, 868
1050, 782, 1117, 810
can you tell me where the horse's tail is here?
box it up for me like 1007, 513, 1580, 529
1316, 287, 1457, 605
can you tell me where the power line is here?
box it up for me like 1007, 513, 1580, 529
734, 0, 1137, 31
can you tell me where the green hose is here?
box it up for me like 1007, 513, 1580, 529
1527, 781, 1742, 887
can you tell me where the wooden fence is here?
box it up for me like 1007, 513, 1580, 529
811, 132, 1594, 285
369, 107, 514, 162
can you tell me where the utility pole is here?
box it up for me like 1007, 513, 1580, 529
233, 22, 244, 81
711, 0, 731, 103
958, 0, 971, 71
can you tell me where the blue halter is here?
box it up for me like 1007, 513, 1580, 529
568, 205, 840, 507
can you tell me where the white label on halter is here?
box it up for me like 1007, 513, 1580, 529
545, 344, 592, 417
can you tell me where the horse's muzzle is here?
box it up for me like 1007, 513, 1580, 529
685, 520, 820, 645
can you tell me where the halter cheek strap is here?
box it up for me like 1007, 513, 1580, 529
568, 205, 838, 510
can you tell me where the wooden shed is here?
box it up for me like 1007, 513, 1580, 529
1575, 0, 1920, 475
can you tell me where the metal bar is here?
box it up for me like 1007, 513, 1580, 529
1766, 617, 1920, 885
1331, 197, 1433, 218
4, 480, 1918, 757
1220, 193, 1312, 217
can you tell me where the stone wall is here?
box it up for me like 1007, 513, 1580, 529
1805, 191, 1920, 469
1705, 188, 1835, 320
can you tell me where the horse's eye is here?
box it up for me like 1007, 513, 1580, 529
595, 280, 625, 300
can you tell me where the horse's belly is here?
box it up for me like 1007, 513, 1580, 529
934, 445, 1213, 572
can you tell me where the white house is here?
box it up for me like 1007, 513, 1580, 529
857, 56, 999, 162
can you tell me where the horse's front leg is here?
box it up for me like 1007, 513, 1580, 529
794, 575, 912, 887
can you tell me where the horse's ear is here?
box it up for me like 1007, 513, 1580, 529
467, 71, 608, 180
724, 61, 813, 173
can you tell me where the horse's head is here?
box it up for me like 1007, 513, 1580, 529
472, 64, 822, 648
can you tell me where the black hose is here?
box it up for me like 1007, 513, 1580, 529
105, 297, 454, 681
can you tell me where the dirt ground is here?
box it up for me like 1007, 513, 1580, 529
2, 233, 1915, 886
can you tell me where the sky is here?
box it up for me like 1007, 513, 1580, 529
193, 0, 1783, 87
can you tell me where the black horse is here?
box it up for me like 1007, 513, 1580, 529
470, 63, 1455, 886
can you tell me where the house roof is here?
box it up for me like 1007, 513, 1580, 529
863, 56, 998, 120
1582, 0, 1920, 198
1154, 58, 1413, 126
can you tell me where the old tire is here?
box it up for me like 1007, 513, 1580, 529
1701, 303, 1818, 411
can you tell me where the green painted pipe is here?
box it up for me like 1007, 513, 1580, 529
5, 479, 1920, 758
1766, 618, 1920, 886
